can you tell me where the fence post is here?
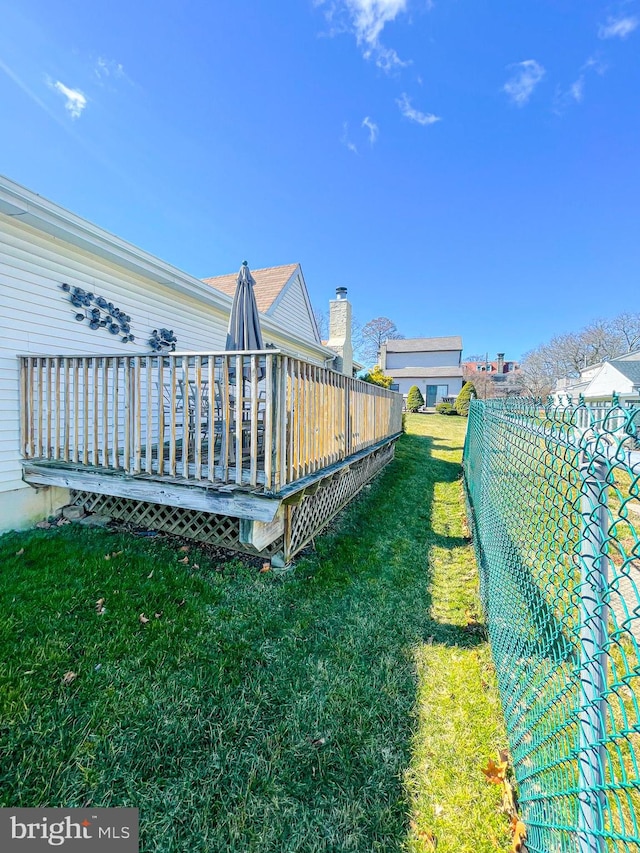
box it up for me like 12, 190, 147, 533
577, 453, 609, 853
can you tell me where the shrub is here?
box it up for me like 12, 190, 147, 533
406, 385, 425, 412
361, 365, 394, 389
455, 381, 476, 417
435, 402, 456, 415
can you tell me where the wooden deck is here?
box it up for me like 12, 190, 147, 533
19, 350, 403, 561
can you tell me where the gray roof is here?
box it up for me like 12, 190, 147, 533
384, 336, 463, 353
612, 360, 640, 385
386, 366, 464, 379
612, 349, 640, 362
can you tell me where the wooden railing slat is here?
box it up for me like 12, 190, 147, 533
17, 350, 401, 493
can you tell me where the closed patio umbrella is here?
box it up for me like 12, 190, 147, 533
225, 261, 264, 352
224, 262, 265, 463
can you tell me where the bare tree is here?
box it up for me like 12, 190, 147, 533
360, 317, 403, 365
314, 308, 329, 341
520, 310, 640, 396
610, 312, 640, 353
462, 366, 496, 400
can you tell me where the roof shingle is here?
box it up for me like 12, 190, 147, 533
202, 263, 299, 314
384, 336, 463, 353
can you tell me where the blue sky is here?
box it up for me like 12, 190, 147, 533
1, 0, 639, 361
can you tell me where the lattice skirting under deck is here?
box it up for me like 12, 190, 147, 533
69, 439, 396, 561
68, 490, 284, 557
285, 441, 395, 559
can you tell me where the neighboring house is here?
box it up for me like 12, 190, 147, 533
463, 353, 523, 396
379, 336, 464, 406
464, 353, 520, 376
0, 175, 339, 533
555, 350, 640, 405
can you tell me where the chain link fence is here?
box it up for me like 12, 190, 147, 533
463, 397, 640, 853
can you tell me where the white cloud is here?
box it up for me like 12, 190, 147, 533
554, 76, 584, 114
503, 60, 545, 106
317, 0, 411, 71
48, 79, 87, 118
341, 122, 358, 153
569, 77, 585, 103
554, 55, 607, 115
95, 57, 125, 80
362, 115, 379, 144
396, 92, 441, 125
583, 54, 607, 75
598, 15, 638, 39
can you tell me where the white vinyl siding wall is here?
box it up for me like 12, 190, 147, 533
269, 274, 319, 343
0, 214, 325, 498
394, 377, 464, 397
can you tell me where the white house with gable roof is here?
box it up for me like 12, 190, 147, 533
379, 336, 464, 406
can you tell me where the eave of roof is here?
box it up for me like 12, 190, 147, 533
0, 175, 333, 360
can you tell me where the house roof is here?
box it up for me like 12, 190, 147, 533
202, 264, 299, 315
612, 360, 640, 385
384, 336, 463, 353
385, 366, 464, 379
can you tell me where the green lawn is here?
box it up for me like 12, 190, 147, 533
0, 413, 510, 852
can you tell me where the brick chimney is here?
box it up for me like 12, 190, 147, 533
327, 287, 353, 376
496, 353, 505, 373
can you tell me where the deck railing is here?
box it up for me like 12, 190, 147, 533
19, 351, 403, 493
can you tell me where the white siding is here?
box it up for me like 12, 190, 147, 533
586, 363, 634, 399
386, 350, 461, 369
0, 214, 325, 502
394, 377, 463, 398
268, 274, 318, 343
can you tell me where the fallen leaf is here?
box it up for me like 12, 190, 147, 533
23, 670, 35, 675
154, 611, 163, 619
95, 598, 106, 615
191, 563, 200, 570
260, 562, 271, 573
482, 757, 508, 785
310, 736, 326, 747
178, 556, 189, 564
417, 829, 437, 850
104, 554, 111, 560
15, 548, 24, 556
501, 778, 516, 817
179, 545, 190, 553
177, 598, 186, 607
111, 550, 123, 558
139, 613, 150, 624
147, 570, 154, 579
510, 817, 526, 852
434, 804, 444, 817
62, 671, 78, 685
